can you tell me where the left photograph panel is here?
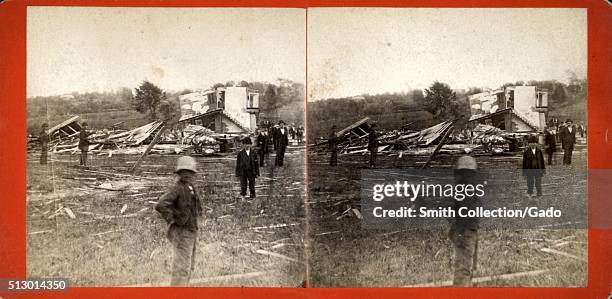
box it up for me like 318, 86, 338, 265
26, 7, 306, 287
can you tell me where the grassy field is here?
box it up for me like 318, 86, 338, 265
26, 147, 306, 287
307, 147, 588, 287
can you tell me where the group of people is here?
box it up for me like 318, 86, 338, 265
525, 118, 580, 199
236, 120, 298, 200
542, 118, 580, 166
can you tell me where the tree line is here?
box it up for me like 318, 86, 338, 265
27, 78, 305, 131
308, 76, 587, 139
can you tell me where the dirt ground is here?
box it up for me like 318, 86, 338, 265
26, 147, 306, 287
307, 148, 588, 287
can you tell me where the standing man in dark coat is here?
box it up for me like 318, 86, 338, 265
275, 121, 289, 167
522, 135, 546, 197
271, 125, 278, 151
78, 122, 91, 166
39, 123, 50, 165
328, 125, 338, 166
155, 156, 203, 286
368, 123, 378, 168
544, 127, 557, 165
219, 135, 228, 153
256, 129, 269, 167
559, 119, 576, 165
236, 137, 259, 199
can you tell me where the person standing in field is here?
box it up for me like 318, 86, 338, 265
155, 156, 203, 286
544, 127, 557, 165
257, 129, 269, 167
236, 137, 259, 199
559, 119, 576, 165
522, 135, 546, 198
367, 123, 378, 168
449, 155, 481, 287
78, 122, 91, 166
328, 125, 338, 166
39, 123, 49, 165
275, 120, 289, 167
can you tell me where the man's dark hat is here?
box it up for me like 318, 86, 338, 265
242, 137, 252, 145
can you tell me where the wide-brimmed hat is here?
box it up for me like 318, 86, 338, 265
242, 137, 252, 145
175, 156, 197, 173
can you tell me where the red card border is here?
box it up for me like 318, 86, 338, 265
0, 0, 609, 298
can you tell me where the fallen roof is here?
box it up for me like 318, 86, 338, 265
46, 115, 81, 137
336, 117, 371, 137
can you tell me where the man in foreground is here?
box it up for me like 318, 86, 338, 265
155, 156, 203, 286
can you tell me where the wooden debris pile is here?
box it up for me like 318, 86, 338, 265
312, 118, 520, 156
28, 116, 222, 155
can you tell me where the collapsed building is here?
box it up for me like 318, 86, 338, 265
313, 86, 549, 158
468, 86, 549, 133
178, 86, 260, 134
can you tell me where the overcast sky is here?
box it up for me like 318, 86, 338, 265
308, 8, 587, 100
27, 7, 305, 97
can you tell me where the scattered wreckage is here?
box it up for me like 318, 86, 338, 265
28, 116, 242, 156
312, 117, 533, 159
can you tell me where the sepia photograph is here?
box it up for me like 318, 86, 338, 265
307, 8, 588, 287
26, 7, 306, 287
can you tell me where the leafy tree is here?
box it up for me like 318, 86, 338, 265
158, 99, 179, 122
424, 81, 458, 120
551, 84, 567, 104
238, 80, 250, 87
132, 81, 166, 120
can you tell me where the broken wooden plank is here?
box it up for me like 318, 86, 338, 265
540, 248, 587, 262
92, 229, 126, 237
405, 269, 550, 287
421, 121, 455, 169
28, 230, 54, 235
255, 249, 301, 263
64, 207, 76, 219
120, 204, 128, 215
129, 123, 168, 173
314, 230, 340, 236
121, 271, 271, 287
250, 223, 300, 230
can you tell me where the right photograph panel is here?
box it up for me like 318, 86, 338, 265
307, 8, 587, 287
